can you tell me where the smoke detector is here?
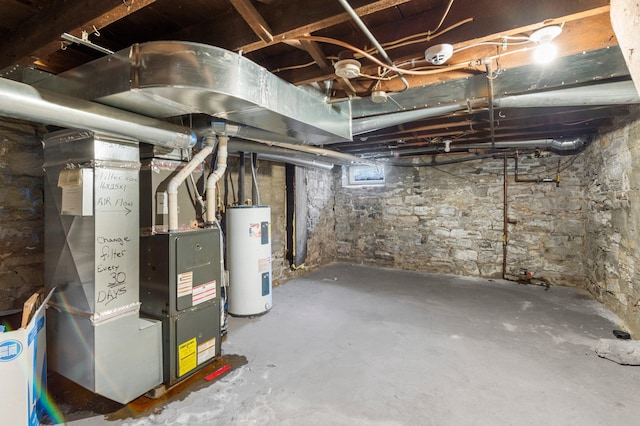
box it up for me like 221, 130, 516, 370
370, 90, 388, 104
425, 43, 454, 65
334, 59, 361, 79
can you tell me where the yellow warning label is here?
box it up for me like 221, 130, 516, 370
178, 337, 197, 377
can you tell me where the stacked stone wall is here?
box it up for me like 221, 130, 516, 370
335, 153, 587, 286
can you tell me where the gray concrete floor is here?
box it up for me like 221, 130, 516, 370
71, 263, 640, 425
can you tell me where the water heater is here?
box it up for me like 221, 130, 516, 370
227, 206, 272, 316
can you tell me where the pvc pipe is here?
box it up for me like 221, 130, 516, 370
167, 133, 216, 231
206, 135, 228, 224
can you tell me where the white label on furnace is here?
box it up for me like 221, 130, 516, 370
197, 337, 216, 365
177, 271, 193, 298
192, 280, 216, 305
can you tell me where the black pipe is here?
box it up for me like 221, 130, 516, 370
238, 151, 246, 203
514, 152, 560, 186
251, 152, 259, 206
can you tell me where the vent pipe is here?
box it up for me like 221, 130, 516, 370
206, 135, 228, 224
167, 132, 216, 231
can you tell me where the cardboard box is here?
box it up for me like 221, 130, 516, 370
0, 289, 54, 426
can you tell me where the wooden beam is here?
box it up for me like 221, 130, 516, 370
0, 0, 156, 69
299, 34, 333, 73
172, 0, 412, 54
280, 3, 613, 88
239, 0, 412, 53
229, 0, 274, 43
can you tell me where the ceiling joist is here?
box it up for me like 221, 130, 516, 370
0, 0, 157, 69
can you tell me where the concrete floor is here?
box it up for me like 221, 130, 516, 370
67, 263, 640, 425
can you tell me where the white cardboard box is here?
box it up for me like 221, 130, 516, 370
0, 289, 54, 426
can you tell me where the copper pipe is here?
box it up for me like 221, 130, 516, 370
503, 153, 508, 280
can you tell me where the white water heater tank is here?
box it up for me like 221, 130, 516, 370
227, 205, 272, 316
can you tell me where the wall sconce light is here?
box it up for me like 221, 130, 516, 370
529, 25, 562, 64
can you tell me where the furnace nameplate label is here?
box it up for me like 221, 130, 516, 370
178, 337, 197, 377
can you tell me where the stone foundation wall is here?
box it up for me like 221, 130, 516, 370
221, 158, 336, 284
335, 153, 587, 286
303, 167, 337, 270
0, 119, 45, 310
583, 109, 640, 335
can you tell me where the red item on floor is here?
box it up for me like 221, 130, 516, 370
205, 364, 231, 381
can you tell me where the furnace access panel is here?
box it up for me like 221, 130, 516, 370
140, 228, 221, 385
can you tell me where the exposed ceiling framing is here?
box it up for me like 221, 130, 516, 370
0, 0, 637, 160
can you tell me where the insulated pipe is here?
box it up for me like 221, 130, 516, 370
337, 0, 410, 92
0, 77, 195, 149
206, 135, 228, 224
167, 133, 216, 231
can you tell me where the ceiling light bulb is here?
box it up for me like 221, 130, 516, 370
529, 25, 562, 65
444, 140, 451, 152
533, 42, 557, 64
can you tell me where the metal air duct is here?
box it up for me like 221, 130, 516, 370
494, 80, 640, 108
257, 153, 334, 170
0, 77, 195, 149
35, 41, 351, 145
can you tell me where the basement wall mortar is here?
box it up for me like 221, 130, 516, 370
583, 109, 640, 335
334, 153, 587, 286
0, 119, 45, 310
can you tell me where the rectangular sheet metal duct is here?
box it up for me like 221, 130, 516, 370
36, 41, 351, 145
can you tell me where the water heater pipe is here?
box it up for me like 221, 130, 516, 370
206, 135, 228, 224
167, 132, 217, 231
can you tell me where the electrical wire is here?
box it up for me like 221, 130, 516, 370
272, 60, 317, 73
294, 35, 476, 76
454, 39, 531, 54
432, 0, 456, 35
374, 17, 474, 53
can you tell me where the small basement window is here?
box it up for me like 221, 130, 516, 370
343, 164, 385, 187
